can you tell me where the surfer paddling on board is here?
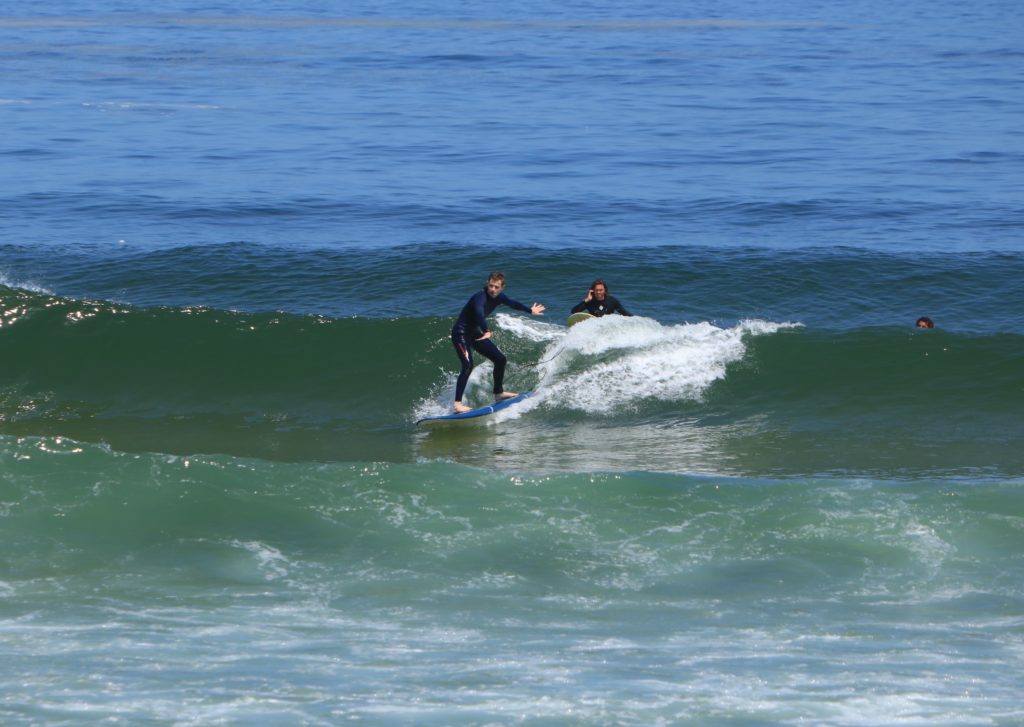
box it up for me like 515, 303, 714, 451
451, 272, 545, 414
571, 279, 632, 317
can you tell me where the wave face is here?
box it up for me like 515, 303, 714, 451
3, 276, 1022, 476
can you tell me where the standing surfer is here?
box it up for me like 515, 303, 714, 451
451, 272, 545, 413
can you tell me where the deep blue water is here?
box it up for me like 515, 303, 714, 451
3, 4, 1023, 253
2, 2, 1023, 724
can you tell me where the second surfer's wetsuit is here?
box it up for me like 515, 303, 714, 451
571, 294, 632, 317
452, 287, 531, 403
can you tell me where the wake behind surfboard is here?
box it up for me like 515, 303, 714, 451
416, 391, 532, 428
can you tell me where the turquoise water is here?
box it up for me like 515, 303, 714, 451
4, 441, 1024, 724
2, 2, 1024, 724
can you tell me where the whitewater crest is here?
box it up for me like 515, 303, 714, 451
497, 313, 800, 415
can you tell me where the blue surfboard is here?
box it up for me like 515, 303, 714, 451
416, 391, 532, 428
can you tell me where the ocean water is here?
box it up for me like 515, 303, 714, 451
2, 2, 1024, 725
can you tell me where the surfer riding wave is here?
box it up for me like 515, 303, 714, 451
451, 272, 545, 413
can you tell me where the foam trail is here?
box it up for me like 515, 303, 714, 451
413, 314, 798, 423
503, 315, 799, 414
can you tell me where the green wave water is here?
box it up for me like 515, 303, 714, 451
3, 285, 1022, 476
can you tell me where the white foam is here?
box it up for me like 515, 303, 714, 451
0, 271, 53, 295
412, 363, 497, 421
494, 311, 565, 343
413, 314, 799, 422
519, 315, 798, 414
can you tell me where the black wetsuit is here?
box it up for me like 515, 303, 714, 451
571, 295, 631, 317
452, 288, 531, 402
